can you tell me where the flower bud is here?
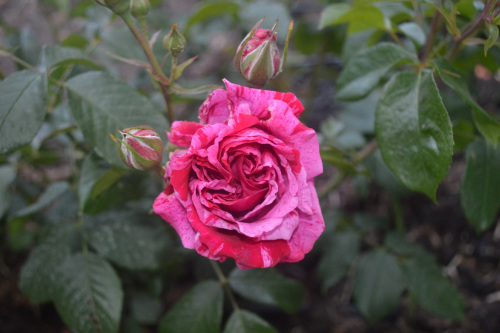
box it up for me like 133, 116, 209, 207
94, 0, 130, 15
163, 23, 186, 56
234, 18, 293, 87
111, 126, 163, 171
131, 0, 150, 19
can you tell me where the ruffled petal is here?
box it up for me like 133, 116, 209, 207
185, 202, 291, 268
199, 89, 230, 124
223, 79, 304, 119
153, 189, 196, 250
168, 121, 204, 148
282, 181, 325, 263
260, 100, 323, 180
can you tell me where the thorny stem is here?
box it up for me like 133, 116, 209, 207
421, 10, 441, 66
209, 260, 240, 311
0, 50, 38, 72
122, 13, 175, 124
392, 196, 405, 233
387, 29, 403, 46
446, 0, 496, 60
318, 140, 379, 200
352, 139, 378, 165
0, 51, 71, 90
318, 170, 345, 200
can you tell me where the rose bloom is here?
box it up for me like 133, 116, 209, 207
153, 80, 324, 269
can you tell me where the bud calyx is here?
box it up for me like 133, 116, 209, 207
111, 126, 163, 171
234, 18, 293, 87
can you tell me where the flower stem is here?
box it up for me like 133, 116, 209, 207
209, 260, 240, 311
446, 0, 495, 60
121, 13, 175, 124
421, 10, 440, 66
319, 139, 378, 200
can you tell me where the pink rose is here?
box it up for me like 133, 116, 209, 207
153, 80, 324, 269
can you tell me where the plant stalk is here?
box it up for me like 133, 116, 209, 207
446, 0, 495, 60
122, 13, 174, 124
319, 140, 378, 200
209, 260, 240, 311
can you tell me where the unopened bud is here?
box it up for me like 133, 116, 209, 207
234, 18, 293, 87
131, 0, 150, 19
111, 126, 163, 171
163, 23, 186, 56
94, 0, 130, 15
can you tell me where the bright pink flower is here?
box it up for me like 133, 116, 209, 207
154, 80, 324, 269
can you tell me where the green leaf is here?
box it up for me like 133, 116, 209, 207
384, 232, 427, 257
79, 153, 127, 212
0, 70, 47, 154
353, 249, 404, 321
364, 149, 407, 194
453, 120, 475, 152
172, 56, 198, 81
337, 43, 418, 101
19, 224, 77, 303
12, 181, 70, 218
460, 140, 500, 233
0, 165, 16, 218
85, 211, 170, 270
41, 45, 99, 70
318, 230, 360, 292
318, 3, 350, 30
100, 26, 147, 62
456, 0, 476, 20
338, 5, 387, 34
433, 58, 500, 146
171, 83, 222, 96
223, 310, 278, 333
61, 33, 90, 49
228, 268, 304, 314
319, 3, 389, 34
159, 281, 223, 333
65, 71, 168, 166
398, 22, 426, 46
54, 252, 123, 333
130, 291, 163, 324
320, 147, 357, 174
403, 254, 464, 320
484, 22, 499, 57
186, 1, 239, 33
375, 70, 453, 201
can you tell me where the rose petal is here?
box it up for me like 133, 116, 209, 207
199, 89, 230, 124
168, 121, 204, 148
153, 189, 196, 250
223, 79, 304, 118
259, 210, 300, 241
186, 202, 291, 268
283, 181, 325, 263
260, 100, 323, 180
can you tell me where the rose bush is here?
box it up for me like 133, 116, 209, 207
154, 80, 324, 269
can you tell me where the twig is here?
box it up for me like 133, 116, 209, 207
121, 14, 174, 124
209, 260, 240, 311
446, 0, 496, 59
421, 10, 441, 66
319, 140, 379, 200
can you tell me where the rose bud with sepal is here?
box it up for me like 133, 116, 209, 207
234, 18, 293, 87
163, 22, 186, 56
94, 0, 130, 15
111, 126, 163, 171
131, 0, 151, 19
